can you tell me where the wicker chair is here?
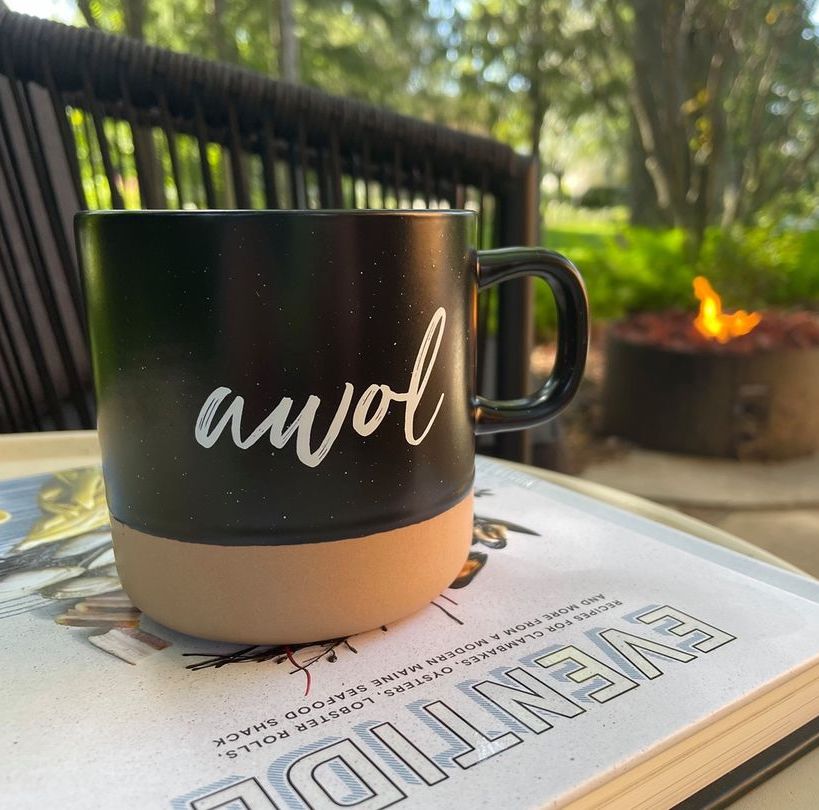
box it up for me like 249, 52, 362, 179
0, 7, 542, 462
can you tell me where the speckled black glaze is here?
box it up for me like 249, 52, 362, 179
77, 211, 587, 546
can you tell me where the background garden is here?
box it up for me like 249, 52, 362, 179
14, 0, 819, 331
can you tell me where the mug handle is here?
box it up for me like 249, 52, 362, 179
474, 247, 589, 435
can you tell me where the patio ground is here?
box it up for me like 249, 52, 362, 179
581, 449, 819, 577
531, 331, 819, 578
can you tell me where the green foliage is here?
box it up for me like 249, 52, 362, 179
578, 186, 627, 209
541, 221, 687, 331
535, 207, 819, 336
698, 228, 819, 308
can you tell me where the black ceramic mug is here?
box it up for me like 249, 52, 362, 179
77, 210, 588, 643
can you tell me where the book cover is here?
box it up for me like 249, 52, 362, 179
1, 458, 818, 808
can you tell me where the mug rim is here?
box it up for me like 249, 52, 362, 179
75, 208, 477, 221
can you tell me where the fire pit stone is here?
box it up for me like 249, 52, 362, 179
602, 304, 819, 461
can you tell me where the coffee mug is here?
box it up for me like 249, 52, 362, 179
77, 210, 588, 643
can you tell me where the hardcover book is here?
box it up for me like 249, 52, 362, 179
1, 458, 818, 808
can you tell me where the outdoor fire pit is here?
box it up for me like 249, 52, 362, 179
602, 278, 819, 460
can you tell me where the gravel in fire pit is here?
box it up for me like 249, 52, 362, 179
611, 309, 819, 353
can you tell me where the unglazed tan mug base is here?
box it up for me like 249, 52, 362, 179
111, 493, 473, 644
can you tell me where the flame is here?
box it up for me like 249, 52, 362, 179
692, 276, 761, 343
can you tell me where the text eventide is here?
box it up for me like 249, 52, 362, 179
184, 605, 736, 809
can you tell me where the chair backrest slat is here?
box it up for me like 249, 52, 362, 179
226, 98, 250, 208
361, 140, 372, 208
157, 87, 185, 207
192, 92, 218, 208
82, 68, 125, 209
260, 114, 280, 209
42, 59, 88, 211
11, 81, 79, 325
0, 237, 43, 431
316, 144, 330, 209
0, 208, 65, 429
118, 68, 165, 209
328, 129, 343, 208
0, 79, 91, 428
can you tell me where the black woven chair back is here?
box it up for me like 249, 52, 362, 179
0, 8, 538, 459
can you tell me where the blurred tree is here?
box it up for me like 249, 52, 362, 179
296, 0, 429, 107
424, 1, 593, 157
602, 0, 819, 246
66, 0, 819, 234
419, 0, 634, 224
724, 2, 819, 227
277, 0, 299, 81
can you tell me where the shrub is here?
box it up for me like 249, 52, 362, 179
578, 186, 628, 209
536, 218, 819, 339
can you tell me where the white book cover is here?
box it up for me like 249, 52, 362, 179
1, 458, 818, 809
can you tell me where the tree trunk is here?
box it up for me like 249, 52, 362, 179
268, 1, 279, 76
279, 0, 300, 83
627, 0, 733, 249
77, 0, 99, 28
628, 0, 685, 227
554, 169, 565, 202
526, 1, 547, 160
212, 0, 239, 63
629, 112, 671, 227
123, 0, 146, 39
526, 1, 548, 234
